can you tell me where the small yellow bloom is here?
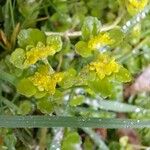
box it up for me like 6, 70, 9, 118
88, 33, 114, 50
126, 0, 148, 15
88, 54, 119, 79
24, 43, 55, 68
29, 66, 63, 95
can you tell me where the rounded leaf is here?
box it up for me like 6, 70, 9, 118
37, 97, 54, 114
108, 27, 124, 47
19, 100, 33, 115
62, 132, 81, 150
17, 78, 37, 97
18, 28, 46, 48
59, 68, 77, 88
9, 48, 25, 69
46, 35, 62, 52
75, 41, 92, 57
115, 66, 132, 82
82, 16, 101, 40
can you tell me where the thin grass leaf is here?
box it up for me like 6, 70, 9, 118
0, 116, 149, 128
83, 128, 108, 150
0, 70, 17, 85
85, 98, 146, 113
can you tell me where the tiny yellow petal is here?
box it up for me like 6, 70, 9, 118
29, 66, 63, 95
88, 33, 114, 50
88, 54, 120, 79
23, 44, 56, 68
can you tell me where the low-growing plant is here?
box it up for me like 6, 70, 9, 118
1, 0, 150, 149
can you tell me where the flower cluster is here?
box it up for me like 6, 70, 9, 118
88, 53, 120, 79
126, 0, 148, 15
87, 33, 114, 50
24, 43, 56, 68
29, 65, 63, 95
10, 34, 62, 69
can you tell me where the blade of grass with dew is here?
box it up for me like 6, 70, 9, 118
85, 98, 147, 113
50, 128, 64, 150
0, 116, 150, 128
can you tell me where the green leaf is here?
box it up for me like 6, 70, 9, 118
82, 16, 101, 40
75, 41, 92, 57
4, 133, 17, 150
46, 35, 62, 52
83, 137, 94, 150
59, 68, 77, 89
17, 0, 40, 18
34, 91, 47, 99
9, 48, 25, 69
62, 132, 82, 150
115, 66, 132, 82
88, 78, 113, 97
19, 100, 33, 115
37, 97, 54, 114
17, 78, 37, 97
109, 142, 120, 150
109, 27, 124, 47
69, 96, 84, 107
17, 28, 46, 48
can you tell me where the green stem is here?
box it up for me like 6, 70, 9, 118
0, 70, 17, 85
118, 37, 149, 63
50, 128, 64, 150
0, 116, 149, 128
0, 96, 20, 113
9, 0, 15, 28
83, 128, 108, 150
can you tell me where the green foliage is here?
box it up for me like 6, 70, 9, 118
18, 100, 33, 115
62, 132, 82, 150
17, 78, 37, 97
75, 41, 92, 57
4, 133, 17, 150
69, 95, 84, 107
46, 35, 62, 52
9, 48, 25, 69
17, 28, 46, 48
1, 0, 150, 149
37, 97, 54, 114
81, 16, 101, 40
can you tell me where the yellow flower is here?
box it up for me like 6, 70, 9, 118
88, 54, 119, 79
126, 0, 148, 15
87, 33, 114, 50
29, 65, 63, 95
23, 43, 56, 68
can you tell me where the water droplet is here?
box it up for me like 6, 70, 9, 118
64, 94, 69, 101
136, 16, 141, 22
141, 12, 146, 18
122, 25, 127, 30
135, 108, 141, 113
126, 21, 131, 27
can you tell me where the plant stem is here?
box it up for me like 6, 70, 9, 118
9, 0, 15, 29
39, 128, 48, 150
0, 96, 20, 113
118, 37, 149, 63
83, 128, 108, 150
0, 70, 17, 86
50, 128, 64, 150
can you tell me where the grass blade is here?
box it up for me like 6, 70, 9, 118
0, 116, 149, 128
